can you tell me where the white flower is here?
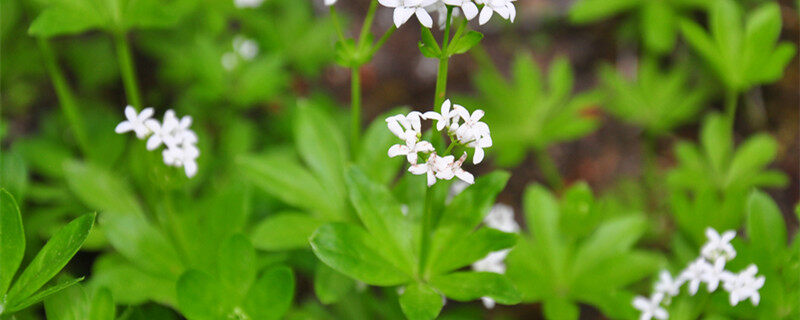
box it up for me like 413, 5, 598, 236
680, 258, 712, 295
324, 0, 337, 6
701, 228, 736, 262
233, 36, 259, 60
484, 203, 519, 233
433, 154, 456, 180
423, 99, 461, 132
722, 265, 765, 306
145, 111, 180, 150
442, 0, 478, 20
386, 112, 424, 142
701, 257, 727, 292
424, 2, 460, 30
449, 152, 475, 184
453, 105, 492, 164
234, 0, 264, 8
388, 136, 435, 164
115, 106, 154, 139
163, 144, 200, 178
221, 52, 239, 71
632, 293, 668, 320
378, 0, 438, 28
654, 270, 683, 298
476, 0, 516, 25
409, 153, 443, 186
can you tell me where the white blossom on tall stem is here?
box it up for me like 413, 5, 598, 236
378, 0, 438, 28
388, 136, 435, 164
115, 106, 154, 139
654, 270, 683, 298
722, 265, 765, 306
680, 257, 712, 296
423, 99, 460, 133
476, 0, 517, 25
632, 293, 669, 320
409, 153, 443, 186
453, 105, 491, 164
441, 0, 478, 20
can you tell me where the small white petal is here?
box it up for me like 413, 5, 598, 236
479, 6, 493, 25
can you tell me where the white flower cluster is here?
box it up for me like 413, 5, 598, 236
633, 228, 765, 320
367, 0, 515, 28
471, 203, 519, 309
115, 106, 199, 178
386, 99, 492, 187
221, 36, 259, 71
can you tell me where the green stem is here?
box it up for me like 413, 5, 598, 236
113, 33, 142, 108
37, 38, 91, 155
433, 7, 454, 108
443, 140, 457, 155
642, 133, 660, 209
724, 90, 737, 127
368, 26, 396, 57
330, 6, 347, 43
358, 0, 379, 45
419, 186, 435, 278
534, 147, 564, 192
350, 67, 361, 152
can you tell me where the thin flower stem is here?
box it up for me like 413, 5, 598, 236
534, 147, 564, 192
113, 33, 142, 109
724, 90, 737, 127
443, 140, 457, 155
330, 6, 347, 43
419, 186, 435, 278
433, 7, 454, 108
358, 0, 379, 45
369, 26, 396, 57
350, 67, 361, 152
37, 38, 91, 155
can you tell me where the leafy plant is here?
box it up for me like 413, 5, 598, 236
680, 0, 796, 95
43, 285, 115, 320
310, 168, 521, 320
467, 54, 600, 168
667, 113, 787, 244
664, 191, 800, 319
505, 183, 664, 320
569, 0, 706, 54
0, 189, 95, 316
599, 58, 711, 136
176, 235, 295, 320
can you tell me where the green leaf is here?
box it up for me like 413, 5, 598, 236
429, 228, 517, 275
242, 265, 295, 320
523, 185, 564, 267
448, 31, 483, 55
28, 1, 105, 37
310, 223, 412, 286
345, 166, 415, 272
63, 161, 144, 218
726, 134, 779, 187
356, 109, 407, 185
571, 215, 647, 278
90, 288, 115, 320
543, 297, 579, 320
641, 0, 676, 54
742, 2, 782, 79
251, 212, 323, 251
42, 281, 89, 320
313, 263, 355, 304
0, 150, 28, 202
176, 270, 225, 320
431, 272, 521, 305
746, 191, 787, 268
237, 153, 341, 220
419, 28, 441, 58
569, 0, 641, 24
700, 114, 731, 175
0, 189, 25, 295
294, 101, 347, 204
6, 213, 95, 305
218, 234, 256, 301
710, 0, 743, 63
399, 282, 444, 320
100, 211, 182, 279
89, 254, 176, 306
10, 277, 84, 313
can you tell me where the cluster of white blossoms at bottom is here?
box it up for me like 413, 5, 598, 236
221, 35, 259, 71
115, 106, 199, 178
387, 99, 492, 187
634, 228, 765, 320
471, 203, 519, 309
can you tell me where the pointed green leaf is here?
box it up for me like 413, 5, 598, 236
419, 28, 441, 58
41, 281, 88, 320
569, 0, 641, 24
399, 282, 443, 320
7, 213, 95, 304
176, 270, 224, 320
448, 31, 483, 55
429, 228, 517, 275
63, 161, 144, 218
746, 191, 787, 268
90, 288, 115, 320
11, 277, 84, 313
294, 101, 347, 203
251, 212, 323, 251
310, 223, 412, 286
218, 235, 256, 301
313, 263, 355, 304
543, 297, 579, 320
242, 265, 295, 320
430, 271, 520, 305
0, 189, 25, 295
